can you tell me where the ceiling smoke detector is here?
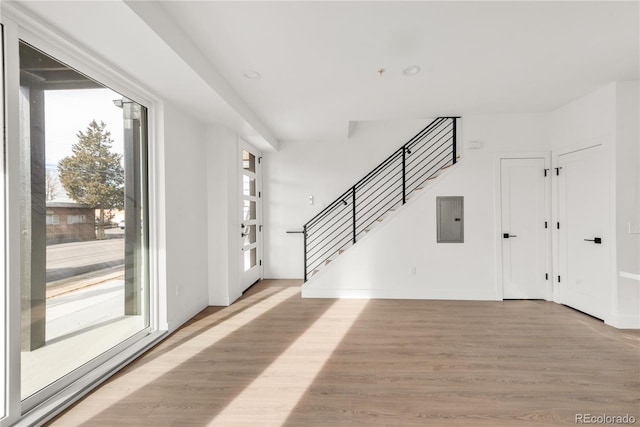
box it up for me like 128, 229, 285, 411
243, 70, 261, 79
402, 65, 421, 76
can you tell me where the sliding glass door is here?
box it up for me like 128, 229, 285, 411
18, 41, 150, 401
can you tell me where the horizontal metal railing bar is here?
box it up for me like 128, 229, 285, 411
355, 154, 402, 194
356, 188, 402, 229
404, 117, 448, 152
404, 137, 452, 180
302, 117, 459, 281
407, 151, 452, 188
307, 210, 351, 246
307, 203, 351, 237
355, 154, 402, 191
353, 150, 403, 191
305, 117, 449, 228
355, 174, 402, 220
407, 153, 452, 191
305, 188, 354, 229
308, 228, 352, 265
356, 196, 403, 237
405, 139, 453, 183
405, 125, 453, 168
355, 162, 402, 207
405, 118, 450, 153
406, 138, 452, 177
307, 232, 352, 271
356, 185, 403, 223
307, 217, 352, 259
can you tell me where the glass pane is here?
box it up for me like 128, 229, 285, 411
0, 23, 5, 419
243, 174, 256, 197
19, 41, 149, 399
242, 224, 256, 246
242, 149, 256, 173
243, 200, 256, 221
243, 248, 257, 271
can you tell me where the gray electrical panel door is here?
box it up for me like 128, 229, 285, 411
437, 196, 464, 243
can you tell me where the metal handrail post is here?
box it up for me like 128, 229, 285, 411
402, 147, 407, 204
303, 225, 308, 282
352, 186, 357, 244
452, 117, 457, 165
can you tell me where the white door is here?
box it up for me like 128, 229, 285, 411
501, 158, 548, 299
240, 143, 262, 291
557, 145, 608, 319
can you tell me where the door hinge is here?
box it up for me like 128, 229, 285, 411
557, 222, 560, 229
258, 156, 262, 164
545, 221, 548, 229
557, 275, 561, 283
259, 225, 263, 232
544, 168, 549, 177
555, 167, 562, 176
259, 191, 262, 198
545, 273, 549, 280
259, 259, 262, 266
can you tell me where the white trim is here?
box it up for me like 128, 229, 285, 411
2, 2, 155, 109
0, 7, 169, 425
0, 20, 6, 424
606, 314, 640, 329
3, 17, 22, 427
302, 287, 497, 301
19, 330, 167, 427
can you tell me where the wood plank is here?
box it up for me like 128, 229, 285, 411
47, 280, 640, 426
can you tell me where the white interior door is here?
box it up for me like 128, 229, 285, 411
240, 143, 262, 292
501, 158, 548, 299
558, 145, 608, 319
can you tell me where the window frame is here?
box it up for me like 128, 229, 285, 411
1, 5, 168, 425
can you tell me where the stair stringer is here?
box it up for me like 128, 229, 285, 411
301, 158, 497, 300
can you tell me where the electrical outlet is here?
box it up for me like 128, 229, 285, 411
629, 223, 640, 234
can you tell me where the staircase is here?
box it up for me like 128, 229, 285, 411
302, 117, 460, 281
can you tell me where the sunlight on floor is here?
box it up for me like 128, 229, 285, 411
210, 298, 368, 426
58, 286, 299, 425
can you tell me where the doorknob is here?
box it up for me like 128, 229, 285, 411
503, 233, 518, 238
584, 237, 602, 244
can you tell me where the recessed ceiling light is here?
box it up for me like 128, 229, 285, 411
402, 65, 421, 76
243, 70, 261, 79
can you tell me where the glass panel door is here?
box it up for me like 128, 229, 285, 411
240, 143, 262, 291
18, 41, 149, 400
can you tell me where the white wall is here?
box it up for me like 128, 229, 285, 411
162, 104, 210, 330
265, 114, 549, 300
614, 81, 640, 326
548, 82, 639, 328
206, 124, 242, 306
263, 119, 450, 279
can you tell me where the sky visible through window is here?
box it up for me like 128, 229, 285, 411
45, 88, 125, 166
44, 88, 126, 201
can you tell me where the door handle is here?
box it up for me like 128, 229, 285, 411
584, 237, 602, 244
503, 233, 517, 238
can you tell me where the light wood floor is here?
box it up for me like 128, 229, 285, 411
47, 279, 640, 426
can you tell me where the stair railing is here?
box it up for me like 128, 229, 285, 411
303, 117, 459, 281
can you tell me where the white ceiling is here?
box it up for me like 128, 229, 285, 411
10, 1, 639, 147
155, 1, 639, 142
